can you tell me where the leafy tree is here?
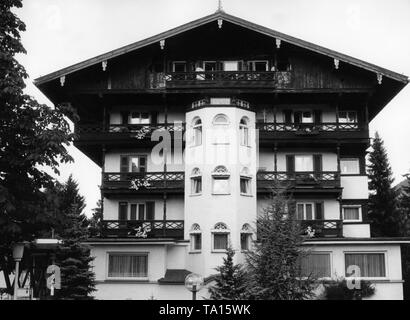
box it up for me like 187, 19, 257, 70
245, 185, 316, 300
208, 247, 248, 300
367, 132, 399, 237
398, 173, 410, 300
0, 0, 76, 294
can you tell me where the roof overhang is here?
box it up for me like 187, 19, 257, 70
33, 11, 409, 86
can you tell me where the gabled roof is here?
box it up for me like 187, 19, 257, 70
34, 10, 408, 86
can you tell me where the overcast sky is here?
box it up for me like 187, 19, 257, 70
16, 0, 410, 215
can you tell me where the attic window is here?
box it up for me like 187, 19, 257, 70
173, 62, 186, 73
277, 59, 291, 72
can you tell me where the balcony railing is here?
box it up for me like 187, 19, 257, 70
300, 219, 343, 238
159, 71, 290, 88
77, 123, 185, 136
257, 122, 363, 135
100, 220, 184, 239
102, 172, 185, 191
257, 171, 340, 188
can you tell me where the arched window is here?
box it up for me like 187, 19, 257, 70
239, 116, 249, 146
240, 167, 252, 195
190, 168, 202, 195
192, 117, 202, 146
240, 223, 253, 251
212, 223, 230, 251
213, 114, 229, 125
190, 224, 202, 252
212, 166, 230, 195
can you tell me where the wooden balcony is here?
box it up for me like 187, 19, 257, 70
102, 172, 185, 195
257, 122, 368, 143
300, 220, 343, 238
149, 71, 291, 89
76, 123, 185, 142
100, 220, 184, 239
257, 171, 341, 194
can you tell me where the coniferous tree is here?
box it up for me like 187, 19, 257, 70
0, 0, 76, 294
398, 173, 410, 299
367, 132, 399, 237
55, 204, 96, 300
245, 185, 316, 300
208, 247, 248, 300
53, 176, 95, 299
89, 199, 103, 237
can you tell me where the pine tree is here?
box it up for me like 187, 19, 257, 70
89, 199, 103, 237
50, 176, 95, 299
367, 132, 399, 237
245, 184, 316, 300
398, 174, 410, 236
208, 247, 248, 300
55, 205, 96, 300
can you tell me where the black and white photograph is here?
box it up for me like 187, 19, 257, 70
1, 0, 410, 308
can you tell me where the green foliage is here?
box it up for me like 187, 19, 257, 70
0, 0, 76, 293
208, 247, 248, 300
367, 132, 400, 237
245, 184, 317, 300
322, 278, 375, 300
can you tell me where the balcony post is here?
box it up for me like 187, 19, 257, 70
274, 144, 278, 175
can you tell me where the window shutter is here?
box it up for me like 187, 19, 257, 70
120, 156, 129, 173
238, 60, 244, 71
286, 155, 295, 173
119, 202, 128, 220
284, 110, 292, 123
294, 112, 301, 124
315, 202, 324, 220
121, 111, 129, 125
313, 154, 323, 173
139, 156, 147, 173
146, 201, 155, 220
151, 112, 158, 125
314, 110, 322, 124
130, 204, 137, 220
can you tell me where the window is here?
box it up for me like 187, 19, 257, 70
129, 112, 151, 124
212, 223, 229, 251
345, 253, 386, 278
223, 61, 239, 71
338, 111, 357, 123
295, 155, 313, 172
213, 114, 229, 125
240, 167, 252, 195
248, 60, 268, 71
300, 253, 331, 278
107, 254, 148, 278
121, 155, 147, 173
172, 61, 187, 72
190, 224, 202, 252
190, 168, 202, 195
277, 59, 291, 71
343, 205, 362, 221
340, 158, 360, 174
192, 117, 202, 146
210, 97, 231, 105
239, 117, 249, 146
118, 202, 154, 220
240, 224, 252, 251
212, 166, 230, 194
296, 203, 315, 220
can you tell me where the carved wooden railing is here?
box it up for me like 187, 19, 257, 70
102, 172, 185, 190
299, 219, 343, 238
257, 171, 340, 188
165, 71, 278, 82
100, 220, 184, 239
77, 123, 185, 135
256, 122, 362, 134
